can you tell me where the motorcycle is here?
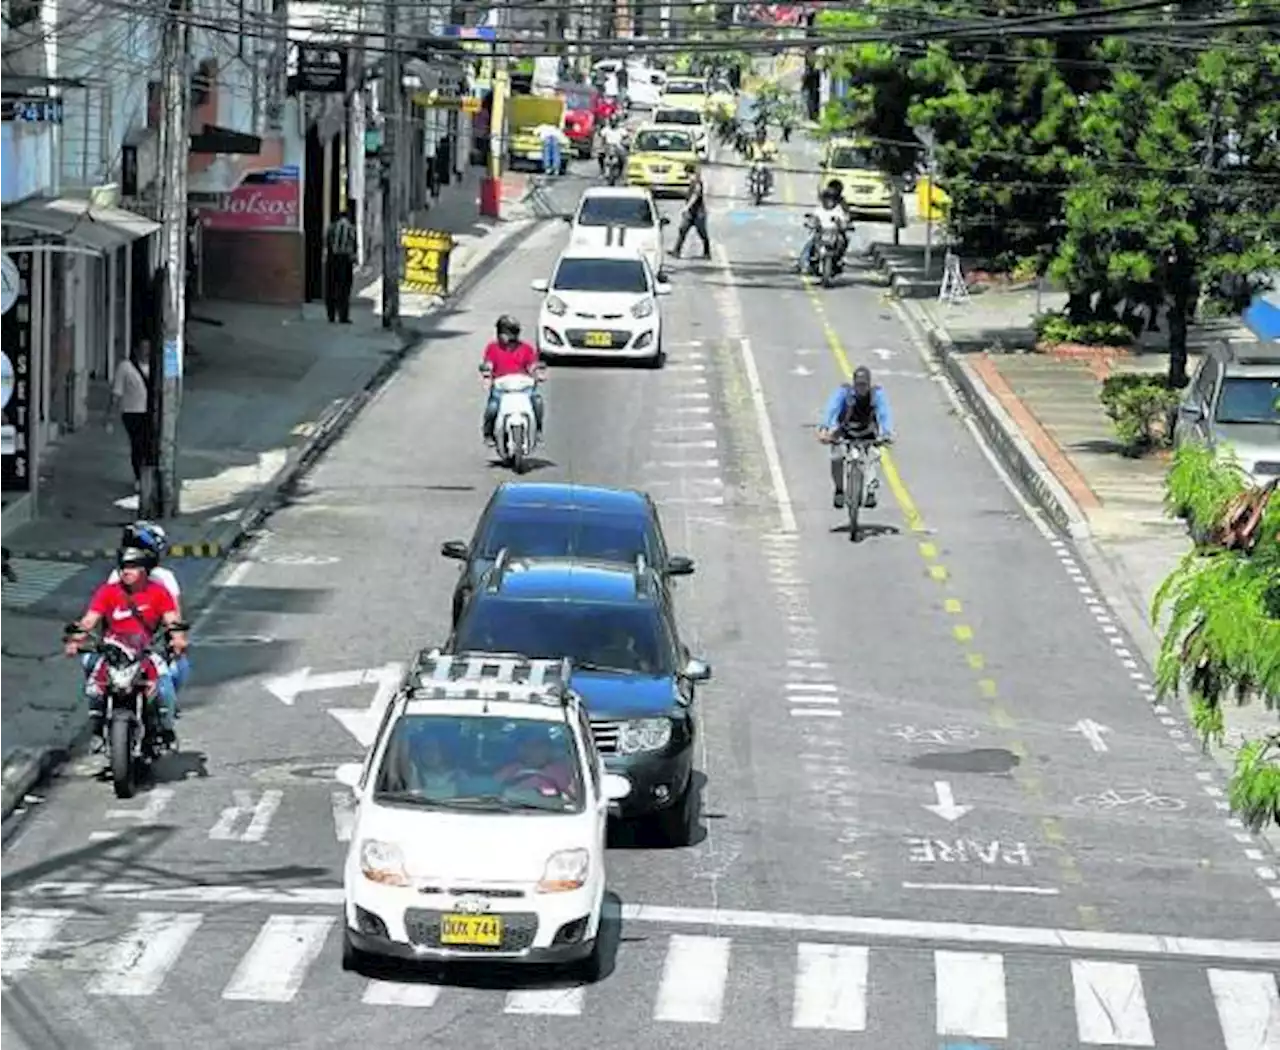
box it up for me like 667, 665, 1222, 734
68, 626, 186, 798
603, 147, 625, 186
484, 367, 545, 475
748, 161, 770, 205
804, 215, 845, 288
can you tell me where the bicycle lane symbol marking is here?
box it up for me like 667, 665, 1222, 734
1072, 788, 1187, 813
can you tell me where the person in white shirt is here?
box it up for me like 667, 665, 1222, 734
535, 123, 568, 176
797, 184, 849, 274
596, 117, 627, 173
107, 342, 152, 493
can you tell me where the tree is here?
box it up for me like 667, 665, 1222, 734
1156, 444, 1280, 831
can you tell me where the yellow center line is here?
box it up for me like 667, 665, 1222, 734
780, 166, 1102, 931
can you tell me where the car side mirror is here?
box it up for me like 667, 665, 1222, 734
561, 214, 573, 224
666, 554, 695, 576
602, 772, 631, 802
681, 657, 712, 682
531, 278, 550, 293
655, 281, 673, 296
335, 762, 362, 791
659, 216, 671, 226
440, 540, 469, 560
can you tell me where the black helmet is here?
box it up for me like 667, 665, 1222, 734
852, 365, 873, 391
117, 546, 157, 572
820, 186, 840, 207
496, 314, 521, 341
826, 179, 844, 199
121, 520, 169, 557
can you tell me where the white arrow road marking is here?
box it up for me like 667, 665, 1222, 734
792, 365, 814, 376
263, 661, 402, 709
1070, 718, 1112, 753
328, 662, 406, 747
331, 790, 357, 842
923, 781, 973, 822
872, 347, 895, 360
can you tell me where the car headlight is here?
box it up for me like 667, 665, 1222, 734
545, 295, 567, 317
359, 839, 409, 887
618, 717, 672, 754
632, 298, 655, 319
537, 848, 590, 893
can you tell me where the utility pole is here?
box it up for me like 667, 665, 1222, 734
145, 0, 192, 518
379, 0, 401, 330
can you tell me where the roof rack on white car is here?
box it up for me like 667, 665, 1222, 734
408, 650, 575, 709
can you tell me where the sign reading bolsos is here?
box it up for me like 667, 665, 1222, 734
200, 167, 301, 232
400, 228, 455, 296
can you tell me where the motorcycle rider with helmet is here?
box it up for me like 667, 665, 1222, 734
64, 545, 188, 745
109, 521, 189, 694
481, 315, 545, 443
597, 114, 627, 175
797, 182, 849, 275
817, 365, 895, 510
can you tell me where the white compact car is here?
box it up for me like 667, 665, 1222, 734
338, 652, 630, 978
566, 186, 669, 279
652, 106, 709, 157
532, 246, 671, 365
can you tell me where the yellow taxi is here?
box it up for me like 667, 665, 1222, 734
626, 126, 700, 198
820, 137, 893, 219
658, 76, 710, 115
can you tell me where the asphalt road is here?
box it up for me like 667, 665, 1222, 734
2, 150, 1277, 1050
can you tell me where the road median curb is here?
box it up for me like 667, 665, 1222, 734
0, 215, 544, 824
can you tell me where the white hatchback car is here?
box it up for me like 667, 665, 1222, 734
652, 106, 709, 157
565, 186, 669, 279
532, 246, 671, 365
338, 652, 630, 979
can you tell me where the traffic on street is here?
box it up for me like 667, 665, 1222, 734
3, 76, 1278, 1050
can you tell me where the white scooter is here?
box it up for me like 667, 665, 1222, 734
483, 366, 545, 474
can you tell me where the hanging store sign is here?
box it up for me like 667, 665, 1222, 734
198, 167, 300, 231
400, 228, 455, 296
296, 46, 348, 93
2, 97, 64, 123
1, 250, 33, 490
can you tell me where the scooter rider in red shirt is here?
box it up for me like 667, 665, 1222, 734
481, 315, 545, 443
65, 546, 188, 745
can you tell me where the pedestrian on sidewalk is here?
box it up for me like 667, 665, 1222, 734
535, 122, 565, 177
671, 165, 711, 260
325, 205, 358, 324
106, 341, 152, 494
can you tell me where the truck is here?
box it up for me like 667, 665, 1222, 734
507, 95, 569, 174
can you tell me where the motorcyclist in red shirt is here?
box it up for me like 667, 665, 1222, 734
481, 315, 545, 443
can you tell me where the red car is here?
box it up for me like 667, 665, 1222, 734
560, 84, 618, 158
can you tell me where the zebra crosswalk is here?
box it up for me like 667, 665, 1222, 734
2, 904, 1277, 1046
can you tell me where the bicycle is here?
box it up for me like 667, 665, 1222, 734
1073, 788, 1187, 813
821, 431, 890, 542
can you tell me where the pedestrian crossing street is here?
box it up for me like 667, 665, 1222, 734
3, 905, 1277, 1046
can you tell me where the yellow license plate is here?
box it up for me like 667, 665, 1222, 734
440, 914, 503, 946
584, 331, 612, 347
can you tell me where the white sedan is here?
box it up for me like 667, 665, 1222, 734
532, 246, 671, 365
652, 106, 709, 157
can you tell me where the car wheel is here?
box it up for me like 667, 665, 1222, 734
651, 783, 694, 846
341, 929, 372, 974
571, 936, 605, 983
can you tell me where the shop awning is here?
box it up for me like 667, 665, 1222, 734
1, 196, 160, 254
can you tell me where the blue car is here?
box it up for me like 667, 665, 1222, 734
440, 482, 695, 626
445, 556, 712, 845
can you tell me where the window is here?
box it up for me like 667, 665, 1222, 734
482, 509, 652, 562
664, 82, 703, 95
656, 109, 701, 126
455, 600, 674, 676
632, 130, 692, 154
375, 715, 584, 813
1216, 376, 1280, 425
553, 258, 649, 295
829, 146, 874, 170
576, 196, 656, 228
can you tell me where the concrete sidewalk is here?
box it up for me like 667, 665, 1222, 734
0, 169, 570, 820
866, 231, 1278, 836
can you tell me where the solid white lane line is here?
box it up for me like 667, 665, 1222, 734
362, 980, 442, 1007
88, 912, 203, 997
1208, 969, 1280, 1050
735, 337, 797, 534
504, 986, 587, 1015
332, 790, 357, 842
653, 934, 731, 1024
221, 914, 334, 1002
935, 950, 1007, 1039
0, 908, 72, 985
1071, 959, 1154, 1046
902, 882, 1060, 895
792, 942, 868, 1031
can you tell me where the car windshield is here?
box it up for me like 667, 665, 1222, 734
656, 109, 701, 126
633, 130, 692, 153
455, 601, 672, 676
554, 258, 649, 294
576, 196, 656, 228
564, 92, 594, 111
664, 82, 703, 95
374, 715, 584, 814
829, 146, 874, 170
1216, 376, 1280, 424
482, 508, 651, 561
